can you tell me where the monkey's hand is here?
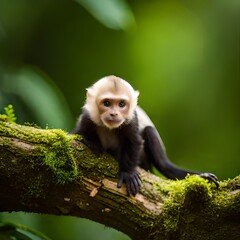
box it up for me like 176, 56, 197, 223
198, 173, 219, 187
117, 171, 141, 196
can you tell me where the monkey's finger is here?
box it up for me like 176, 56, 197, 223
132, 176, 141, 194
117, 174, 124, 188
135, 174, 142, 186
199, 173, 219, 188
209, 176, 219, 188
132, 176, 140, 190
125, 179, 132, 195
129, 179, 137, 196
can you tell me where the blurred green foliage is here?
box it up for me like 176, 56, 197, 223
0, 220, 51, 240
0, 0, 239, 239
3, 104, 16, 123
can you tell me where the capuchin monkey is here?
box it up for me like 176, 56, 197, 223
72, 75, 218, 196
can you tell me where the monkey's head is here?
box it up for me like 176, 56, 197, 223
85, 75, 139, 129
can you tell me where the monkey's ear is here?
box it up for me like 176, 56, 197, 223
135, 90, 140, 98
86, 87, 95, 98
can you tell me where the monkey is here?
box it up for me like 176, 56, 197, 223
72, 75, 218, 196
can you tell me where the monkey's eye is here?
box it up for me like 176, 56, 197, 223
103, 100, 111, 107
119, 101, 126, 108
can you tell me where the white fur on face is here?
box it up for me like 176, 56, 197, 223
84, 75, 139, 127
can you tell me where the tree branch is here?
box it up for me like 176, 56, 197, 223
0, 119, 240, 240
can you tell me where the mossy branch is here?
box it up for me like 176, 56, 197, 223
0, 119, 240, 240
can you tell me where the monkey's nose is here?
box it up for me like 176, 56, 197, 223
110, 112, 118, 117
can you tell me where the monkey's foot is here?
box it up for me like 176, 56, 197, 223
198, 173, 219, 187
117, 171, 141, 196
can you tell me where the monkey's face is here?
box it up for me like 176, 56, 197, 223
85, 76, 139, 128
98, 97, 129, 129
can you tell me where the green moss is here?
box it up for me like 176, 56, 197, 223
0, 118, 117, 187
154, 175, 240, 239
158, 175, 214, 234
77, 148, 118, 179
0, 121, 79, 185
211, 176, 240, 218
40, 129, 79, 184
0, 114, 8, 122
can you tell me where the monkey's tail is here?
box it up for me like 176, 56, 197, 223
143, 126, 198, 179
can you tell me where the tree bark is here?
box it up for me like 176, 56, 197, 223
0, 119, 240, 240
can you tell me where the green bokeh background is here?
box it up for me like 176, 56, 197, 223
0, 1, 239, 239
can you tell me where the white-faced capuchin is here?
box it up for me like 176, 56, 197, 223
72, 75, 218, 196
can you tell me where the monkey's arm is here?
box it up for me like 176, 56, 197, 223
117, 124, 142, 196
71, 110, 103, 155
143, 126, 218, 187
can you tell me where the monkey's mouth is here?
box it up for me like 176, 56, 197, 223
107, 119, 122, 125
103, 117, 123, 128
